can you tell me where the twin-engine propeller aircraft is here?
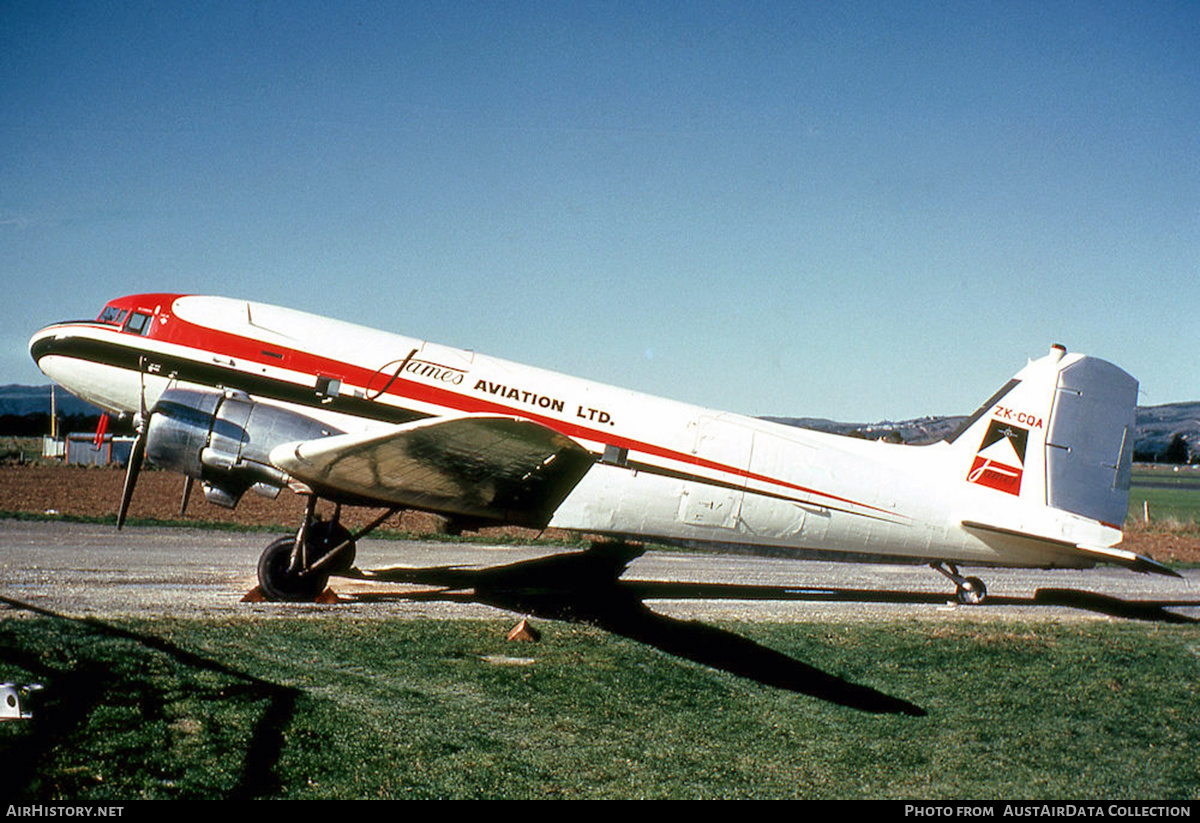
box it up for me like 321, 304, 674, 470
29, 293, 1177, 602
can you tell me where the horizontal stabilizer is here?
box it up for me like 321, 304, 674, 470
1072, 543, 1182, 579
963, 520, 1180, 578
270, 415, 595, 528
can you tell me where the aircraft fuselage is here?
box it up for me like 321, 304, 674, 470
30, 293, 1130, 572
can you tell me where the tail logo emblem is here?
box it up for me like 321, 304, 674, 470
967, 420, 1029, 495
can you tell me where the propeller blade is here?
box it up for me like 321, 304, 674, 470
179, 475, 194, 517
117, 427, 147, 530
137, 356, 148, 418
120, 360, 151, 531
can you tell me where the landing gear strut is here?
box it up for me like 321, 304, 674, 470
930, 562, 987, 605
255, 498, 398, 601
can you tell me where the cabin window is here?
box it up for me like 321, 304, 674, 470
97, 306, 127, 326
124, 311, 153, 336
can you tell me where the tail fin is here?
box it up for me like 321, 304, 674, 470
950, 345, 1137, 530
949, 346, 1179, 576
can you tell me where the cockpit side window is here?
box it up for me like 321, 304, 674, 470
124, 311, 153, 336
98, 306, 128, 326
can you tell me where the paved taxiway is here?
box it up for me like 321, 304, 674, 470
1, 520, 1196, 623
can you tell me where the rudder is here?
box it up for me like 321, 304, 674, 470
1044, 355, 1137, 528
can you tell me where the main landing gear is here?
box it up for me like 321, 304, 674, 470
255, 497, 399, 601
930, 562, 987, 605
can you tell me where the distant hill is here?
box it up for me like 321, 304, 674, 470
762, 415, 968, 445
0, 384, 104, 417
4, 384, 1198, 463
765, 403, 1200, 464
1130, 402, 1200, 463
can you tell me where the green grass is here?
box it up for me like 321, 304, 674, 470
1, 613, 1196, 799
1133, 467, 1200, 486
0, 436, 46, 463
1129, 471, 1200, 527
1128, 487, 1200, 526
1129, 466, 1200, 527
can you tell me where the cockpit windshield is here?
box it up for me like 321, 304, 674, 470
97, 305, 128, 326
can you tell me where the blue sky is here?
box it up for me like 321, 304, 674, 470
4, 1, 1197, 421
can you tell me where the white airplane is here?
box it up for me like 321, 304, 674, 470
29, 293, 1177, 602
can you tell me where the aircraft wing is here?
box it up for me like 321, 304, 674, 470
269, 415, 596, 528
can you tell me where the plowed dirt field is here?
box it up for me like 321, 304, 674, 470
1, 464, 1196, 563
0, 464, 554, 540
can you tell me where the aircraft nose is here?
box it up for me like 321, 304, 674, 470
29, 322, 79, 376
29, 325, 58, 371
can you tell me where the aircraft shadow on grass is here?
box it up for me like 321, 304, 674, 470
353, 542, 926, 716
0, 595, 296, 800
348, 543, 1199, 718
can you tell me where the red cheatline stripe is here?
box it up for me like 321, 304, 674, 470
108, 295, 904, 518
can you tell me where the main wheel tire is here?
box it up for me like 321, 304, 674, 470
305, 520, 356, 574
256, 536, 330, 602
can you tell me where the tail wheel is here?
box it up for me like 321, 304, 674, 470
956, 576, 987, 606
931, 562, 989, 606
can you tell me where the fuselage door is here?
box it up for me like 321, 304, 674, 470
678, 415, 751, 529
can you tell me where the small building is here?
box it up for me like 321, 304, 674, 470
41, 436, 65, 459
65, 433, 135, 467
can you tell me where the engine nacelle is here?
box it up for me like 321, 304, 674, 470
145, 388, 343, 508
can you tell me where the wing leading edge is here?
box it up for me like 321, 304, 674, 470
270, 415, 596, 529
